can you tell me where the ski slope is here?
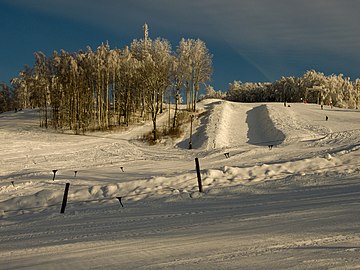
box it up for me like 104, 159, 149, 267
0, 100, 359, 269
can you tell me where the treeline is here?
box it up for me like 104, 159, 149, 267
10, 24, 212, 139
224, 70, 360, 109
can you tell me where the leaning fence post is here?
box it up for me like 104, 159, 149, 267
195, 158, 203, 192
116, 197, 124, 207
60, 183, 70, 214
52, 170, 58, 181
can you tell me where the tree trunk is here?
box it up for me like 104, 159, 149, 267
186, 81, 191, 111
152, 113, 157, 141
173, 86, 179, 128
193, 83, 199, 111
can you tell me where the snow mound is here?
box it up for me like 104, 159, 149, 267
246, 104, 285, 146
186, 101, 286, 150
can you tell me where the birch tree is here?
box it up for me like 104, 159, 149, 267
177, 39, 193, 110
33, 52, 51, 128
11, 65, 33, 109
141, 38, 172, 141
191, 39, 213, 111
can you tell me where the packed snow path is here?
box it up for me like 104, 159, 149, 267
0, 100, 359, 269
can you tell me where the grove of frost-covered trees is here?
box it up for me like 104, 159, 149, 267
11, 24, 213, 139
225, 70, 360, 109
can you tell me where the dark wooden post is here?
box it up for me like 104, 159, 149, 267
189, 115, 194, 149
60, 183, 70, 214
195, 158, 203, 192
52, 170, 58, 181
116, 197, 124, 207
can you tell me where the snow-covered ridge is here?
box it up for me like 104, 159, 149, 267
191, 100, 286, 150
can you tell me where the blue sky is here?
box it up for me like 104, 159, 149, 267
1, 0, 360, 90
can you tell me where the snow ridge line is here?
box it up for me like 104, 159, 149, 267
2, 158, 359, 216
211, 101, 229, 149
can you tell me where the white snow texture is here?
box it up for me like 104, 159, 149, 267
0, 100, 359, 269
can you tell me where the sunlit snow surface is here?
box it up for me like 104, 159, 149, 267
1, 100, 359, 269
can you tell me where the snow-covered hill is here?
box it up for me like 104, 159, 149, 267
0, 100, 359, 269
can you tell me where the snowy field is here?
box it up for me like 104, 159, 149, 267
0, 99, 359, 269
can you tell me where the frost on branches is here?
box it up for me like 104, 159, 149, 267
227, 70, 360, 109
11, 25, 213, 139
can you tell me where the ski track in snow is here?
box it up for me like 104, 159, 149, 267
0, 100, 360, 269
